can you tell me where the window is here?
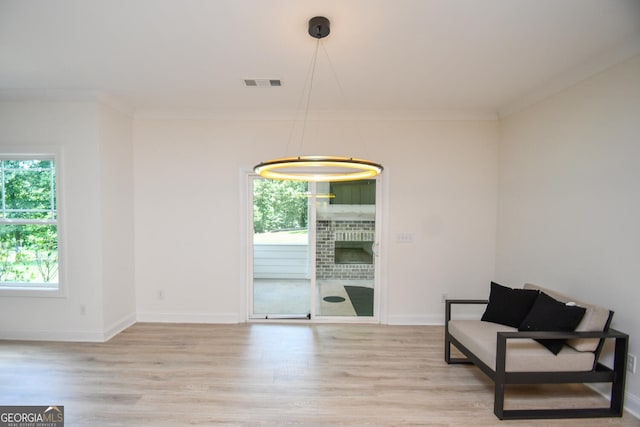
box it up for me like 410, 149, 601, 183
0, 158, 60, 291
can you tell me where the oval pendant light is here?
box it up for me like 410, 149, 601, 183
253, 17, 383, 182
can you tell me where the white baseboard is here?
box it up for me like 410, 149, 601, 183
0, 329, 107, 342
103, 313, 137, 341
625, 390, 640, 420
588, 383, 640, 420
0, 313, 136, 342
386, 314, 443, 325
386, 312, 481, 325
136, 311, 240, 324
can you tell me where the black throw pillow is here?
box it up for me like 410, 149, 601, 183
518, 292, 586, 355
481, 282, 539, 328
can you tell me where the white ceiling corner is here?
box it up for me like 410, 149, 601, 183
0, 0, 639, 119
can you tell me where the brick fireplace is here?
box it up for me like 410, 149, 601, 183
316, 219, 375, 280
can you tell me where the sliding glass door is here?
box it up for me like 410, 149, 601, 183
251, 178, 310, 318
250, 176, 380, 321
314, 180, 378, 318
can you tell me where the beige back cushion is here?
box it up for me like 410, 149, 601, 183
523, 283, 611, 352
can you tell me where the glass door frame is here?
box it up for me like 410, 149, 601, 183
312, 179, 382, 323
246, 173, 383, 323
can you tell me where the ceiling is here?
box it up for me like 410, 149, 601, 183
1, 0, 639, 118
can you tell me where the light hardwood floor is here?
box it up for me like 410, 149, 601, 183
1, 323, 638, 426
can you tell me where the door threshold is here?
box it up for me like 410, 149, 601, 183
249, 313, 311, 320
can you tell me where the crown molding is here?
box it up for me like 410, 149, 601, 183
134, 108, 498, 121
0, 89, 134, 116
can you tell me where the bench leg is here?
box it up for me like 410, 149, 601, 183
494, 381, 505, 419
444, 335, 473, 365
444, 336, 451, 363
610, 335, 628, 416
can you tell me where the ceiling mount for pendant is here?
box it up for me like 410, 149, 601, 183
308, 16, 330, 39
253, 16, 383, 182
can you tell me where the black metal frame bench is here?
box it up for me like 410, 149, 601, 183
445, 299, 629, 420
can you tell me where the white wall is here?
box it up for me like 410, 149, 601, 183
0, 100, 135, 341
133, 117, 498, 324
0, 101, 105, 340
382, 121, 499, 323
496, 55, 640, 413
98, 103, 136, 338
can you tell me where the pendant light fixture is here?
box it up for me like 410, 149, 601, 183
253, 16, 383, 182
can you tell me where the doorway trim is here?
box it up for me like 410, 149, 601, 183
243, 171, 387, 323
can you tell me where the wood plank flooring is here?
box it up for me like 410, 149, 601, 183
1, 323, 638, 426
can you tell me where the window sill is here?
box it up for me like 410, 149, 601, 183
0, 286, 65, 298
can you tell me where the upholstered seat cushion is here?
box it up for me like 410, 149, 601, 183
448, 320, 595, 372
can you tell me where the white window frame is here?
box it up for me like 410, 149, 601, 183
0, 149, 65, 298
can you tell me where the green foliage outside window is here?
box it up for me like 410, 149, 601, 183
253, 179, 308, 234
0, 159, 58, 285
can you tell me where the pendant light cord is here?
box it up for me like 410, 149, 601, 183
297, 38, 321, 156
253, 16, 383, 182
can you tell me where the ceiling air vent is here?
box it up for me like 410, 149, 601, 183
244, 79, 281, 87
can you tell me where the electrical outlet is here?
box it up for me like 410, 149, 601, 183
157, 290, 165, 300
441, 293, 448, 303
628, 354, 637, 374
79, 304, 87, 316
